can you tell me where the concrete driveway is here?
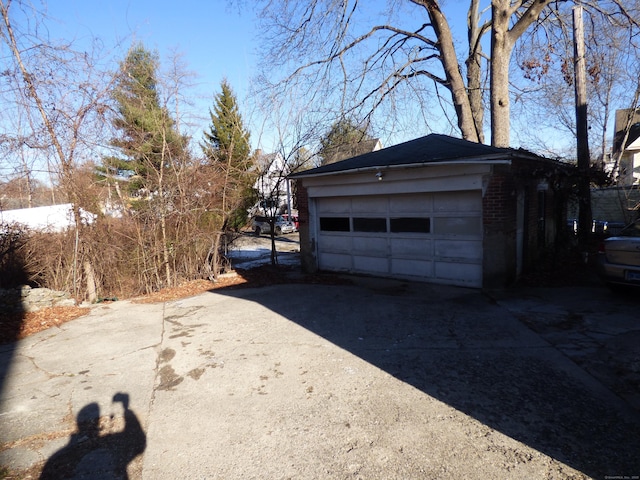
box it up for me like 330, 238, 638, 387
1, 276, 639, 479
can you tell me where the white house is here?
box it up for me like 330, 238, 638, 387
613, 109, 640, 186
250, 151, 293, 216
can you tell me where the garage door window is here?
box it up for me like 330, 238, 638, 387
390, 217, 430, 233
353, 217, 387, 232
320, 217, 350, 232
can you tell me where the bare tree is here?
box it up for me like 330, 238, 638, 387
252, 91, 319, 265
513, 1, 640, 160
0, 0, 116, 299
253, 1, 581, 147
253, 0, 640, 151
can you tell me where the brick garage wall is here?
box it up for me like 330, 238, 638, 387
482, 165, 518, 288
293, 180, 317, 273
483, 158, 568, 288
513, 158, 565, 267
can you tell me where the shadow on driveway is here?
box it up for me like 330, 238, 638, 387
40, 393, 146, 480
213, 278, 640, 479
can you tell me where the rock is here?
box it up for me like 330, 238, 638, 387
0, 286, 75, 313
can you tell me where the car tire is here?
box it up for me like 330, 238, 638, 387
275, 226, 282, 235
254, 226, 261, 236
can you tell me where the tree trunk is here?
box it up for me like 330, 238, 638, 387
160, 211, 172, 287
84, 260, 97, 303
270, 218, 278, 265
466, 0, 486, 144
573, 6, 593, 251
490, 0, 514, 148
490, 0, 554, 147
207, 233, 221, 281
424, 1, 479, 143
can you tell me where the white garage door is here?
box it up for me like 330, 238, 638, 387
316, 192, 483, 287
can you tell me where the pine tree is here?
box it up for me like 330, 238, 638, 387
101, 43, 189, 288
201, 79, 254, 231
103, 43, 186, 196
319, 119, 373, 165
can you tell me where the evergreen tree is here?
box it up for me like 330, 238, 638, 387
201, 79, 254, 231
319, 119, 374, 165
101, 43, 191, 288
103, 43, 186, 196
202, 80, 251, 165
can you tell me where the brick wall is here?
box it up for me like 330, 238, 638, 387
482, 160, 566, 287
295, 181, 309, 227
482, 166, 518, 287
293, 180, 317, 273
482, 166, 517, 227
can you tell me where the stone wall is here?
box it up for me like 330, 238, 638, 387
0, 286, 76, 313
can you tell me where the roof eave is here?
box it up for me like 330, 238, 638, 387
289, 156, 513, 180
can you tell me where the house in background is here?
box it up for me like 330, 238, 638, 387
250, 151, 295, 217
290, 134, 571, 289
613, 109, 640, 186
583, 110, 640, 228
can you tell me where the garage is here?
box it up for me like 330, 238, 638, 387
316, 192, 483, 287
291, 134, 570, 289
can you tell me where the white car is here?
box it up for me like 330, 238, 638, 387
251, 215, 296, 236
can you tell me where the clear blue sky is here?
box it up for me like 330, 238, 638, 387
45, 0, 258, 142
42, 1, 477, 151
46, 0, 257, 91
40, 1, 572, 155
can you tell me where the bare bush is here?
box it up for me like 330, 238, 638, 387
0, 224, 30, 288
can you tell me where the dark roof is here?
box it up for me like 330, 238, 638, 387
291, 134, 547, 178
614, 122, 640, 153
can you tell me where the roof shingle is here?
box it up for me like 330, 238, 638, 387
292, 134, 546, 178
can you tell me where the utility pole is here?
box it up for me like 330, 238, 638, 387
573, 6, 593, 257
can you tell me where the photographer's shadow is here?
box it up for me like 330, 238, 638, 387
40, 393, 146, 480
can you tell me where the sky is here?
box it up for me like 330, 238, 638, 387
11, 1, 601, 159
46, 0, 257, 92
44, 0, 260, 144
41, 0, 478, 153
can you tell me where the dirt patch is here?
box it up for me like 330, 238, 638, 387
0, 306, 91, 345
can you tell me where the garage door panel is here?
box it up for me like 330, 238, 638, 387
389, 194, 432, 213
319, 252, 352, 271
390, 238, 431, 258
434, 191, 481, 212
433, 217, 481, 235
352, 196, 388, 213
317, 198, 350, 214
392, 258, 433, 277
353, 255, 388, 273
318, 234, 352, 254
435, 239, 482, 260
353, 236, 387, 255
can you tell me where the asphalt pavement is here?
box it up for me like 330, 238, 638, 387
1, 275, 639, 479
